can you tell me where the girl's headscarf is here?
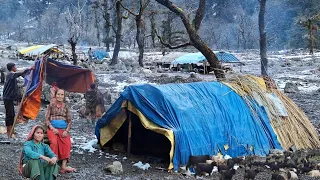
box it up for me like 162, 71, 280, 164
26, 125, 42, 141
18, 125, 44, 175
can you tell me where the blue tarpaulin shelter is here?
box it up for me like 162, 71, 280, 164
93, 50, 110, 60
171, 51, 240, 65
95, 82, 282, 170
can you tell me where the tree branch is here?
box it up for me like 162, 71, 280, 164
106, 19, 117, 34
155, 0, 193, 33
155, 29, 192, 49
122, 11, 130, 19
154, 0, 184, 16
141, 0, 151, 13
119, 1, 138, 16
192, 0, 206, 32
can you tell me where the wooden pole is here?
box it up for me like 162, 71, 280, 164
9, 53, 50, 138
9, 69, 34, 138
127, 112, 132, 156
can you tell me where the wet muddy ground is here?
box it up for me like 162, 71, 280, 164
0, 45, 320, 179
1, 91, 320, 180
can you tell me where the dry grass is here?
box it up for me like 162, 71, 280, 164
223, 75, 320, 150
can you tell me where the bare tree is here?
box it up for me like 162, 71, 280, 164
238, 13, 258, 50
92, 1, 101, 46
102, 0, 112, 51
110, 0, 129, 65
120, 0, 150, 67
154, 0, 225, 79
149, 10, 157, 47
299, 12, 320, 55
65, 0, 86, 65
259, 0, 268, 76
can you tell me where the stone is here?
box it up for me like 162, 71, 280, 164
160, 74, 169, 78
284, 82, 299, 93
189, 72, 197, 78
104, 161, 123, 175
140, 68, 152, 74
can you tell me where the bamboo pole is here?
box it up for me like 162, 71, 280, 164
127, 112, 132, 156
9, 69, 34, 138
9, 52, 51, 138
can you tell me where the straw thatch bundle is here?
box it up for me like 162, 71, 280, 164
223, 75, 320, 150
271, 89, 320, 149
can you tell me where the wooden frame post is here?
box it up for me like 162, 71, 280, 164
9, 54, 49, 138
127, 111, 132, 156
9, 69, 34, 138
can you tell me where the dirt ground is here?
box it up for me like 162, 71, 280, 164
0, 45, 320, 179
1, 91, 320, 180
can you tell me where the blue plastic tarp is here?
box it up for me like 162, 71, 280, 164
26, 44, 58, 56
171, 51, 240, 65
93, 50, 110, 60
96, 82, 282, 170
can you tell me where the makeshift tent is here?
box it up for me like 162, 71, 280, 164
19, 45, 44, 55
171, 51, 240, 65
93, 49, 110, 60
95, 81, 283, 170
21, 58, 95, 120
19, 44, 63, 57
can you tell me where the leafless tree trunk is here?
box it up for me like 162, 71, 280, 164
308, 21, 314, 54
259, 0, 268, 76
120, 0, 150, 67
65, 0, 86, 65
238, 15, 247, 49
18, 23, 23, 41
136, 14, 146, 67
68, 37, 78, 64
299, 13, 320, 55
110, 0, 125, 65
155, 0, 225, 79
102, 0, 111, 51
92, 1, 101, 46
149, 11, 156, 48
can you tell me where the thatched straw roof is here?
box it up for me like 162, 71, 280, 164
223, 75, 320, 150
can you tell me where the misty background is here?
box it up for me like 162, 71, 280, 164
0, 0, 319, 51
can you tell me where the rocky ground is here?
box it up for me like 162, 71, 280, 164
0, 41, 320, 179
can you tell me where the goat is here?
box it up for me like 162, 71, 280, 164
186, 155, 210, 170
244, 169, 260, 180
194, 162, 215, 176
271, 172, 290, 180
220, 169, 236, 180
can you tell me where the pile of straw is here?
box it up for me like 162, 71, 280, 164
223, 75, 320, 150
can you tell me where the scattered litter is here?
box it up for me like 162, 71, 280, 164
123, 157, 127, 160
80, 139, 98, 153
133, 161, 151, 170
224, 154, 232, 159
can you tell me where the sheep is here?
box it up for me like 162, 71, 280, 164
271, 172, 290, 180
308, 170, 320, 177
289, 171, 298, 179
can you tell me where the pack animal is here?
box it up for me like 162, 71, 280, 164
186, 155, 211, 170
